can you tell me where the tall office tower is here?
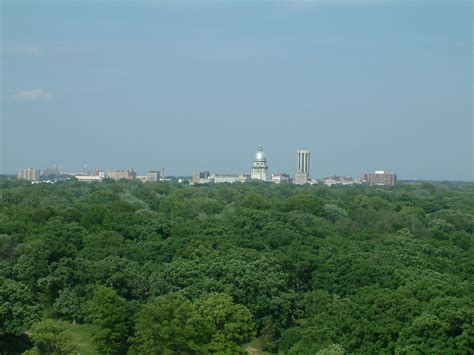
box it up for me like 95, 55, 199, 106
251, 145, 268, 181
17, 168, 40, 181
295, 149, 310, 185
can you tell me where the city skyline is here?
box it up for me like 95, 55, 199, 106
18, 146, 397, 187
1, 1, 472, 181
4, 141, 468, 181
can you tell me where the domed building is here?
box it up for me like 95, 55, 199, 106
251, 145, 268, 181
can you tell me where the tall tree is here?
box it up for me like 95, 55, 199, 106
87, 286, 130, 354
0, 278, 42, 337
194, 293, 255, 353
131, 293, 208, 354
28, 319, 76, 355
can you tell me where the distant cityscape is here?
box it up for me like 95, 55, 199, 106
15, 145, 397, 186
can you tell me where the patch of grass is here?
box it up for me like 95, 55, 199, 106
244, 338, 271, 355
68, 323, 98, 355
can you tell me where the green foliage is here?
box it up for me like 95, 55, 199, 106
22, 346, 41, 355
316, 343, 346, 355
396, 313, 451, 353
0, 180, 473, 353
87, 286, 130, 354
278, 326, 304, 352
52, 288, 86, 323
131, 293, 207, 354
0, 278, 42, 336
194, 293, 256, 353
28, 319, 76, 355
323, 203, 348, 222
132, 292, 255, 354
80, 231, 126, 260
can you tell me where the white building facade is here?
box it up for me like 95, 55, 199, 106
17, 168, 40, 181
295, 149, 310, 185
251, 145, 268, 181
75, 175, 103, 183
362, 171, 397, 186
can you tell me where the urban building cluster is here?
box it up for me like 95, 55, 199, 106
16, 166, 164, 183
17, 165, 68, 183
16, 146, 397, 186
75, 169, 162, 183
191, 145, 397, 186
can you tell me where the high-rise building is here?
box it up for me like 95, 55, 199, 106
251, 145, 268, 181
362, 170, 397, 186
295, 149, 310, 185
17, 168, 40, 181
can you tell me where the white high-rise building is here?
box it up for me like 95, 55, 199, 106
17, 168, 40, 182
295, 149, 310, 185
251, 145, 268, 181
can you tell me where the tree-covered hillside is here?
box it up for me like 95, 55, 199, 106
1, 180, 473, 354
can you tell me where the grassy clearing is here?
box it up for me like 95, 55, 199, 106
69, 323, 98, 355
244, 338, 271, 355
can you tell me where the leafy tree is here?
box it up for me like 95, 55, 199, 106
0, 278, 42, 337
91, 256, 149, 300
13, 239, 51, 289
0, 233, 17, 263
323, 203, 348, 222
278, 327, 304, 353
316, 343, 346, 355
428, 218, 455, 233
1, 179, 473, 354
396, 313, 451, 353
52, 288, 86, 323
428, 296, 474, 351
131, 293, 208, 354
22, 347, 41, 355
37, 257, 87, 304
28, 319, 76, 355
194, 293, 255, 353
80, 231, 126, 260
87, 286, 130, 354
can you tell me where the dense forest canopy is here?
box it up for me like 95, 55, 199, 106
0, 179, 473, 354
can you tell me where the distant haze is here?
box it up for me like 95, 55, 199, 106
1, 1, 472, 180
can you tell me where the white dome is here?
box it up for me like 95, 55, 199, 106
255, 145, 266, 161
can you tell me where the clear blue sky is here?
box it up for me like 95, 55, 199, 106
1, 0, 472, 180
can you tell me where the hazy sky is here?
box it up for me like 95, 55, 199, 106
1, 0, 472, 180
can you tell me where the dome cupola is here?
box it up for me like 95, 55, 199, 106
255, 145, 266, 161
